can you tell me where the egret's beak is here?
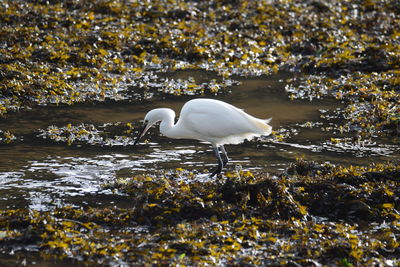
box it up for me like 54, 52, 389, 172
133, 123, 149, 146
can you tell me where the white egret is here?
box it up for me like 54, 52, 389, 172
134, 98, 272, 177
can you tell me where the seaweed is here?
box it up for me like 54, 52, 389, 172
1, 161, 399, 266
0, 0, 398, 136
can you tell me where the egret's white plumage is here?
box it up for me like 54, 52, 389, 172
134, 98, 272, 177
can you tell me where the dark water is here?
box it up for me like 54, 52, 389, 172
0, 71, 398, 211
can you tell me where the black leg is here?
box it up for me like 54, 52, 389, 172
210, 145, 223, 178
220, 145, 229, 167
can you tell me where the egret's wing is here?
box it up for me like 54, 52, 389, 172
183, 104, 269, 138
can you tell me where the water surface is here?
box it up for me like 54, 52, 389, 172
0, 71, 398, 210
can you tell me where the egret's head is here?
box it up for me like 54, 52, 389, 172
134, 108, 174, 146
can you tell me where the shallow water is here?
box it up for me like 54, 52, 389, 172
0, 71, 398, 211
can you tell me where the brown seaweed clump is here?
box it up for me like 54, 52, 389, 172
0, 161, 398, 266
0, 0, 399, 136
0, 129, 15, 144
37, 122, 137, 147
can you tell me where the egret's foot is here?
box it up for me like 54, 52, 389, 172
209, 167, 222, 178
209, 173, 223, 179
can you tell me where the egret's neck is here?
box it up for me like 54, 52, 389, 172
159, 116, 174, 136
151, 108, 187, 139
157, 109, 179, 139
160, 111, 191, 140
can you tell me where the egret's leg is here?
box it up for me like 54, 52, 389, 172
210, 145, 223, 178
219, 145, 229, 167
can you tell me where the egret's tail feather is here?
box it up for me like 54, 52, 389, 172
263, 118, 272, 124
253, 117, 272, 135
